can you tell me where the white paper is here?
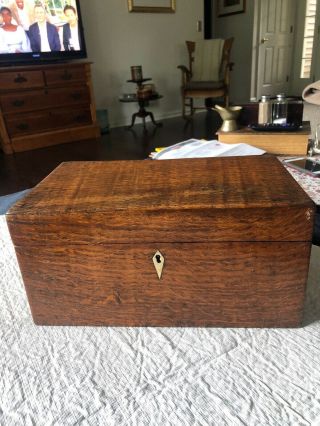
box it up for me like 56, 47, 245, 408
153, 139, 265, 160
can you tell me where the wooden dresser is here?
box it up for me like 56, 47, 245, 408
0, 62, 100, 154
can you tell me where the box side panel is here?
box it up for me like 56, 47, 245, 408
14, 241, 311, 327
6, 205, 315, 246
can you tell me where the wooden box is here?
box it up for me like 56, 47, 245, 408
217, 123, 311, 155
6, 157, 315, 327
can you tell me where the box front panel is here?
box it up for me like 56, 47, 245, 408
15, 241, 311, 327
7, 205, 315, 246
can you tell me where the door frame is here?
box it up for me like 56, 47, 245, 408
250, 0, 262, 101
204, 0, 213, 39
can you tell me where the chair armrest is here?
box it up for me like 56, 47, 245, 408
177, 65, 192, 86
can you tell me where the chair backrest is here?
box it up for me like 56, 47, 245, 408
186, 38, 234, 82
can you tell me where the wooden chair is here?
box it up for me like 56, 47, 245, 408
177, 38, 234, 118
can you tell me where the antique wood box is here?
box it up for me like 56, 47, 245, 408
6, 156, 315, 327
217, 123, 310, 155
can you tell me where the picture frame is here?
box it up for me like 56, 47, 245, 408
128, 0, 176, 13
217, 0, 245, 17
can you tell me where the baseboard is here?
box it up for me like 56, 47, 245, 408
108, 109, 207, 129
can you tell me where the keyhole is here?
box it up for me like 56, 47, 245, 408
152, 250, 164, 279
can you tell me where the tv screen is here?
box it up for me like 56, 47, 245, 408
0, 0, 86, 65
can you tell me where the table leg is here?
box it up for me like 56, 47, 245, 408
148, 111, 163, 127
125, 99, 163, 129
127, 112, 139, 129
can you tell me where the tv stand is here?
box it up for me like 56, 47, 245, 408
0, 62, 100, 154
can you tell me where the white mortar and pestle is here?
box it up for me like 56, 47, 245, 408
212, 104, 243, 132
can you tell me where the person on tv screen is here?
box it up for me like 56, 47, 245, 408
62, 5, 80, 51
9, 0, 34, 35
28, 4, 60, 52
0, 6, 31, 53
0, 24, 9, 53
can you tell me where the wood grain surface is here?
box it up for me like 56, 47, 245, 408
0, 62, 99, 153
7, 156, 315, 327
7, 157, 315, 245
217, 124, 310, 155
8, 157, 313, 212
15, 242, 311, 327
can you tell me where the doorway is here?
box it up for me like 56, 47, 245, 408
250, 0, 296, 101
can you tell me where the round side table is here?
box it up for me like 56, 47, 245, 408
119, 94, 163, 129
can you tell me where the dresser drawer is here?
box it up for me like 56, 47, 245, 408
0, 70, 44, 91
6, 107, 92, 136
0, 86, 91, 113
44, 66, 86, 86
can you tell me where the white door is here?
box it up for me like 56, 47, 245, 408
252, 0, 296, 100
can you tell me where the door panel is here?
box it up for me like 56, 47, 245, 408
255, 0, 295, 99
277, 47, 286, 83
264, 48, 273, 84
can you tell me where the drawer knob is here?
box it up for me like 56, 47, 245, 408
61, 71, 72, 80
14, 74, 27, 84
16, 123, 29, 131
12, 99, 25, 107
75, 114, 86, 122
152, 250, 164, 279
71, 92, 82, 100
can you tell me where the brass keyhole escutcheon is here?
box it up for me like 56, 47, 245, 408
152, 250, 164, 279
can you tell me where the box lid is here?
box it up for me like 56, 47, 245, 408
6, 156, 315, 245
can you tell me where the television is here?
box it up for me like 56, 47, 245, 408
0, 0, 86, 66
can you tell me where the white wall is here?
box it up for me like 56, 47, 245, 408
212, 0, 254, 104
79, 0, 203, 127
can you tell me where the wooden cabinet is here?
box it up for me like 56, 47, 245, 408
0, 62, 100, 154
